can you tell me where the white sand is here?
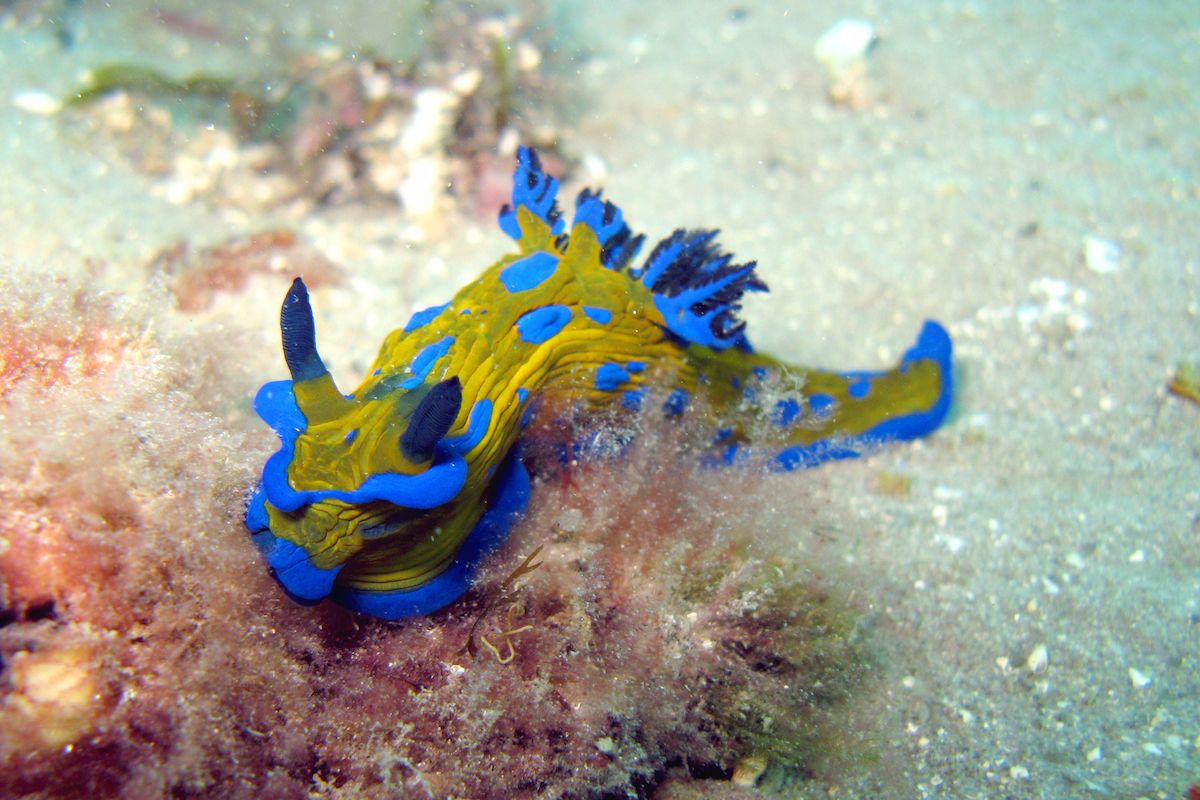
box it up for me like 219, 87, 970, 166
0, 1, 1195, 796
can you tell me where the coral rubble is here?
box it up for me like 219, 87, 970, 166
62, 1, 569, 231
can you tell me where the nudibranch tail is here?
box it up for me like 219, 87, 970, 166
245, 145, 954, 620
689, 320, 953, 470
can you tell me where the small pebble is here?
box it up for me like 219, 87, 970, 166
1010, 765, 1030, 780
731, 753, 768, 787
1128, 667, 1151, 689
1086, 746, 1102, 762
1128, 548, 1145, 563
448, 68, 483, 96
1084, 236, 1121, 274
874, 470, 912, 497
555, 507, 584, 533
1025, 644, 1049, 674
595, 736, 615, 754
514, 41, 541, 72
579, 153, 608, 183
813, 18, 877, 106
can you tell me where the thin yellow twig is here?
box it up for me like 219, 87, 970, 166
463, 544, 545, 659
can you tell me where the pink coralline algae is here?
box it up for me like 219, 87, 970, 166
0, 274, 869, 798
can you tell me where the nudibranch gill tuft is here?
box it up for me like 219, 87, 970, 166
246, 147, 954, 620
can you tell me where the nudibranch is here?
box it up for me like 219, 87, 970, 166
246, 147, 953, 620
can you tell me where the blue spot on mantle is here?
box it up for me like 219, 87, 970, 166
808, 393, 834, 418
500, 252, 559, 293
595, 363, 631, 391
403, 302, 450, 333
515, 305, 571, 344
583, 306, 612, 324
773, 398, 801, 426
400, 337, 454, 390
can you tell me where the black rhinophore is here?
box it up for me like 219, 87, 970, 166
400, 376, 463, 462
280, 277, 328, 382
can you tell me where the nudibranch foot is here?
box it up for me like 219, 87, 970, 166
250, 526, 344, 604
245, 146, 954, 620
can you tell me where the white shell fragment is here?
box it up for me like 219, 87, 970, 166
1084, 236, 1121, 274
11, 90, 62, 115
394, 88, 462, 231
814, 18, 877, 67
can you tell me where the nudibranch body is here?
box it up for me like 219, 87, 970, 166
246, 148, 953, 620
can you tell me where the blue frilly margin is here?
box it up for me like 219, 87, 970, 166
331, 445, 531, 619
250, 380, 470, 515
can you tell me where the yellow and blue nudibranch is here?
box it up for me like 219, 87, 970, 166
246, 147, 953, 620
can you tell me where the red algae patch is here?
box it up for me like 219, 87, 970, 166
0, 277, 131, 397
0, 275, 868, 799
151, 229, 345, 314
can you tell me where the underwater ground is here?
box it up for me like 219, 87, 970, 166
0, 1, 1196, 798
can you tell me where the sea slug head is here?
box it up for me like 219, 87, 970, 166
246, 278, 469, 604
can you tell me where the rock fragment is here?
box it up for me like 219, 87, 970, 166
814, 18, 878, 107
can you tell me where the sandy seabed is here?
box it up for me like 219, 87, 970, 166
0, 1, 1196, 798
